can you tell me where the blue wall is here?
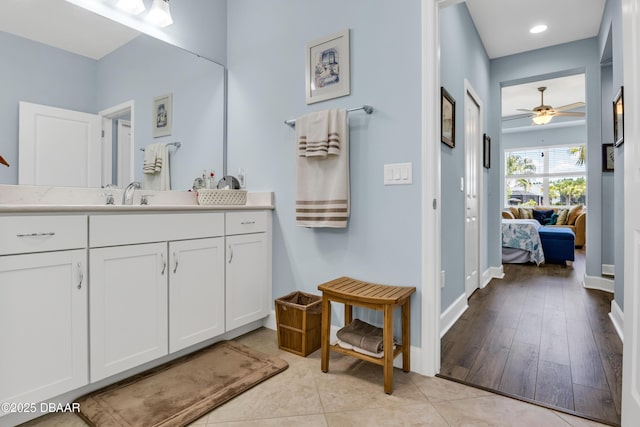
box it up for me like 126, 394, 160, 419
599, 0, 624, 308
439, 3, 491, 310
490, 38, 602, 279
227, 0, 423, 343
96, 35, 225, 191
0, 31, 97, 185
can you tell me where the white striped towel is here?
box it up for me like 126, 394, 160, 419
142, 143, 164, 174
296, 109, 343, 158
295, 108, 349, 228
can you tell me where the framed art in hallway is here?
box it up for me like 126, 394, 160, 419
152, 93, 172, 138
441, 87, 455, 148
483, 133, 491, 168
305, 29, 350, 104
602, 143, 614, 172
613, 87, 624, 146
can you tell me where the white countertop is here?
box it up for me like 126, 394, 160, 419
0, 185, 274, 213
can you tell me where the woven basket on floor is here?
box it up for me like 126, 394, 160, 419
197, 189, 247, 205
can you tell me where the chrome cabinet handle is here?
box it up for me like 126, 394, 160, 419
16, 232, 56, 237
173, 252, 178, 273
161, 253, 166, 275
77, 262, 83, 290
240, 221, 255, 225
228, 245, 233, 264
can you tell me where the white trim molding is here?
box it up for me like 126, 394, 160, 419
602, 264, 615, 277
440, 293, 468, 338
583, 273, 615, 293
609, 300, 624, 343
481, 265, 504, 288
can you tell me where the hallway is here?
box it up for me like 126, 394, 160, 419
440, 251, 622, 426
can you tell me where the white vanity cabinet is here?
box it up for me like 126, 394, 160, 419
88, 213, 225, 381
89, 242, 168, 381
225, 211, 271, 331
0, 216, 88, 412
169, 237, 225, 352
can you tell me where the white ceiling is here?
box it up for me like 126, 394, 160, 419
0, 0, 140, 60
465, 0, 605, 123
465, 0, 606, 60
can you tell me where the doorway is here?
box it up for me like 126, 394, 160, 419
100, 100, 135, 188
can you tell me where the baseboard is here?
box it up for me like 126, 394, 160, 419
602, 264, 615, 277
481, 265, 505, 288
440, 293, 468, 338
263, 310, 277, 331
582, 273, 615, 293
609, 299, 624, 343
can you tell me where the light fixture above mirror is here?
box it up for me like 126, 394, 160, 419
147, 0, 173, 27
116, 0, 145, 15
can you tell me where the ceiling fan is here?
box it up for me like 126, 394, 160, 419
505, 86, 585, 125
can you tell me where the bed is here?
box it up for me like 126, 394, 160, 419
502, 219, 545, 265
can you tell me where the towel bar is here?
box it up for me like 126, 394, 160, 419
140, 142, 181, 152
284, 105, 374, 128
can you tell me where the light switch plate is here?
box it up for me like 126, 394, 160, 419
384, 162, 412, 185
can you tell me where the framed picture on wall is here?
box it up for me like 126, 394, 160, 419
305, 29, 350, 104
441, 87, 455, 148
602, 143, 615, 172
152, 93, 172, 138
613, 87, 624, 147
483, 134, 491, 168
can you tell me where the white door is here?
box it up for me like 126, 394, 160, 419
226, 233, 269, 331
169, 237, 225, 353
89, 243, 168, 382
0, 250, 88, 409
464, 88, 481, 299
19, 102, 101, 187
622, 0, 640, 422
117, 120, 133, 187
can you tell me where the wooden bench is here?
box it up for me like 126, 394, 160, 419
317, 276, 416, 394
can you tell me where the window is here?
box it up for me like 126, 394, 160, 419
505, 144, 586, 207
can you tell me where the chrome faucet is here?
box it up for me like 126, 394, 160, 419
122, 181, 141, 205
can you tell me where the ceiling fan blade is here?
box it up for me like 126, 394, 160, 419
553, 102, 585, 112
502, 113, 532, 121
516, 108, 535, 113
553, 111, 585, 117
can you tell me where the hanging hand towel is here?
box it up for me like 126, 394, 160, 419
295, 108, 349, 228
143, 143, 170, 191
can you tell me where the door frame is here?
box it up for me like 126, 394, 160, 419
99, 100, 135, 188
464, 80, 483, 299
622, 0, 640, 423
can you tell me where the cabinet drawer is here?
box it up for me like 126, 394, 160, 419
0, 215, 87, 255
90, 212, 224, 247
225, 211, 269, 235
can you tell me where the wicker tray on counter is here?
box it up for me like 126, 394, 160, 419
197, 189, 247, 205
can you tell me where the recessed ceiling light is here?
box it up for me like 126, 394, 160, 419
530, 24, 548, 34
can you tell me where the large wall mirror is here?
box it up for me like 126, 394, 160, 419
0, 0, 225, 191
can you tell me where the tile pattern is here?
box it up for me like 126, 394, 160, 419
21, 328, 610, 427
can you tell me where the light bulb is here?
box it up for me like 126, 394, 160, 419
147, 0, 173, 27
116, 0, 145, 15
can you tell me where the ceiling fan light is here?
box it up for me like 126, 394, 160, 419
115, 0, 145, 15
530, 24, 548, 34
532, 114, 553, 125
147, 0, 173, 27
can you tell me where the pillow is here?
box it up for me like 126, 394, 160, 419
567, 204, 584, 225
556, 208, 570, 225
518, 207, 533, 220
509, 207, 520, 219
546, 213, 558, 225
532, 209, 554, 225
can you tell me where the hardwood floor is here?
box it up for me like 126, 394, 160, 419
440, 250, 622, 426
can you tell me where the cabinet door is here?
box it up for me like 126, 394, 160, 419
89, 243, 168, 382
226, 233, 269, 330
169, 238, 225, 353
0, 250, 88, 408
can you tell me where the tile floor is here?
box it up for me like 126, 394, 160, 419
23, 328, 610, 427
